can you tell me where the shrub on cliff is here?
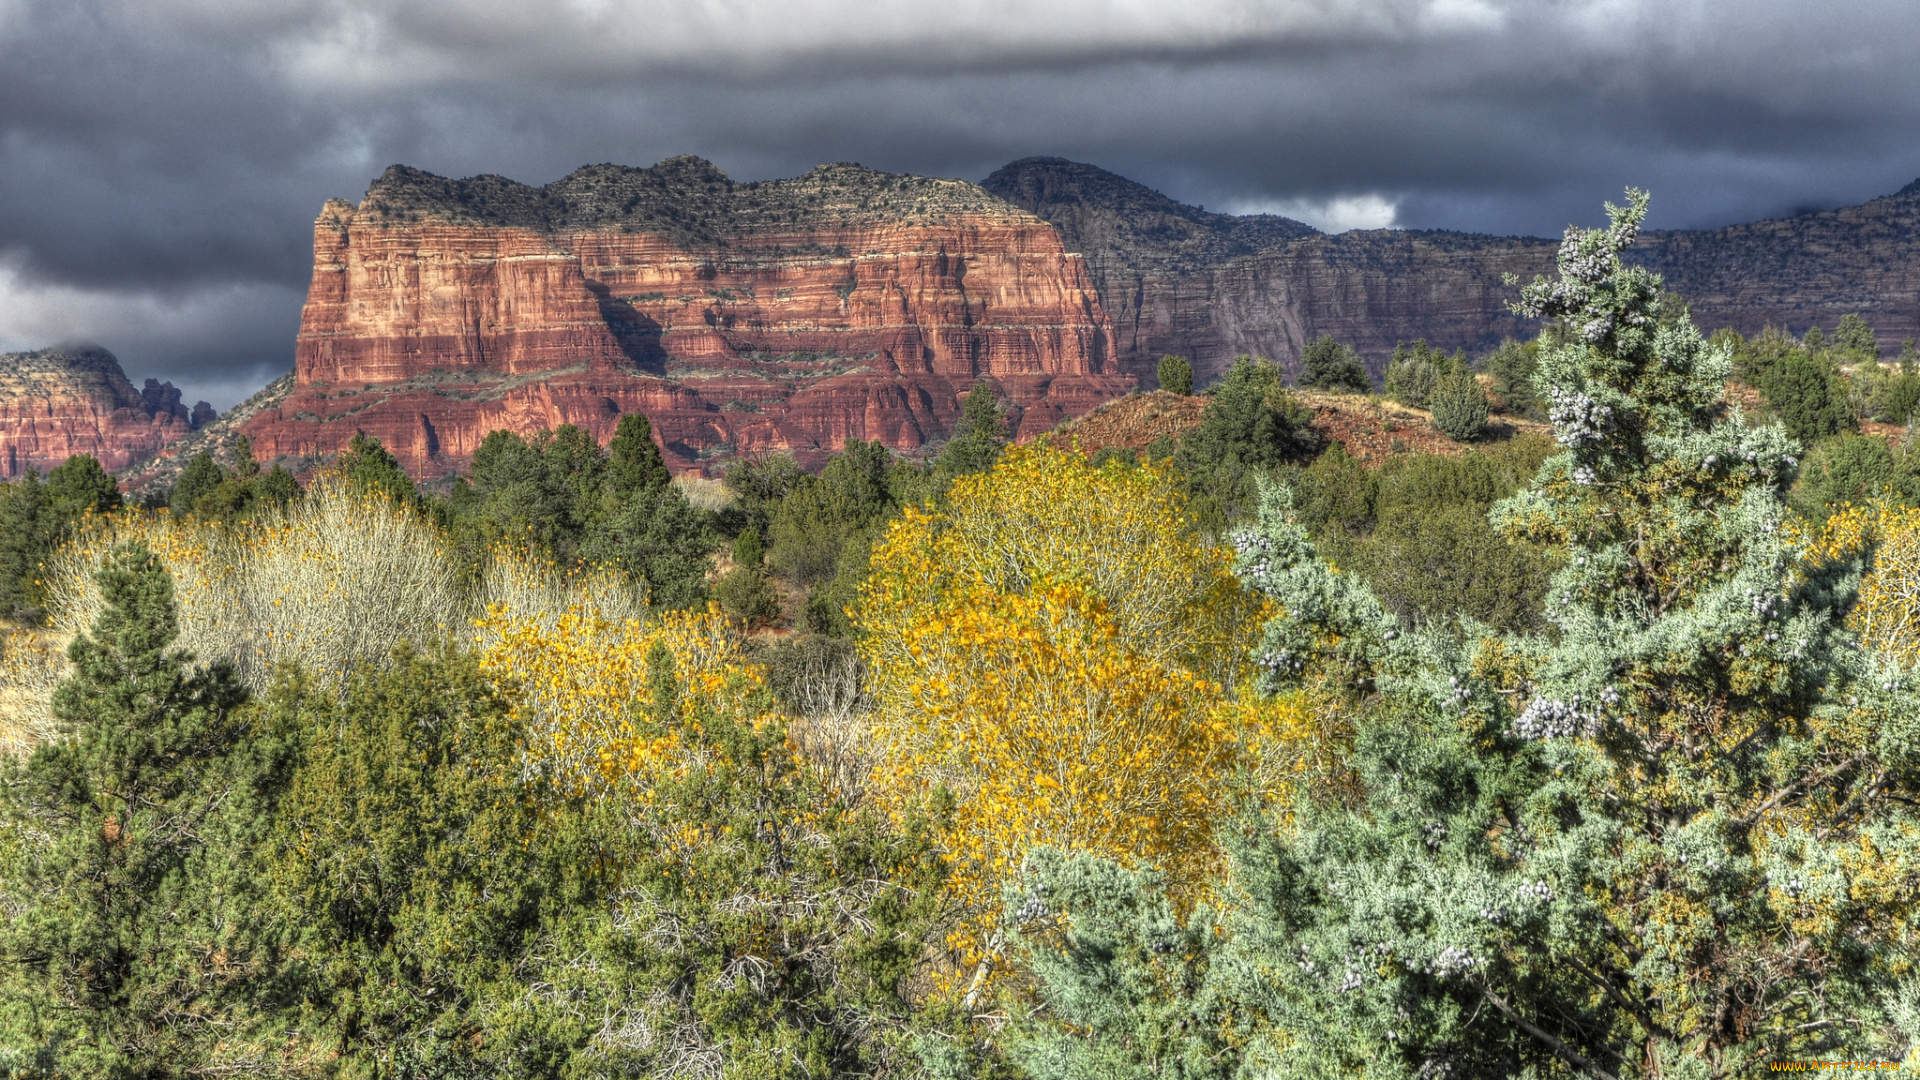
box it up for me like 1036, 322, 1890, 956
1157, 354, 1194, 395
1297, 334, 1372, 394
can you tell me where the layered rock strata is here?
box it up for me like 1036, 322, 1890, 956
0, 347, 212, 478
245, 157, 1130, 478
985, 158, 1920, 387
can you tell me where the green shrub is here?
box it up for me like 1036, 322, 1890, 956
1427, 364, 1489, 440
170, 451, 224, 513
731, 526, 764, 568
260, 644, 569, 1073
1297, 334, 1372, 393
1156, 354, 1193, 395
1791, 431, 1920, 515
1173, 356, 1318, 528
1384, 339, 1459, 407
938, 381, 1008, 475
1478, 338, 1544, 419
715, 565, 780, 628
1737, 327, 1857, 444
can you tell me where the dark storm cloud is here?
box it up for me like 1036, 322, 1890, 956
3, 0, 1920, 407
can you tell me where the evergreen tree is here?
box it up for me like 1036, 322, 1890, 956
1481, 337, 1546, 419
1428, 363, 1490, 440
259, 645, 565, 1074
0, 471, 49, 619
0, 542, 262, 1076
1016, 191, 1920, 1076
1173, 356, 1317, 528
1157, 354, 1194, 396
722, 452, 806, 538
1297, 334, 1373, 394
581, 481, 715, 608
336, 432, 420, 509
1834, 312, 1877, 357
1384, 340, 1460, 408
169, 452, 224, 515
939, 382, 1008, 475
44, 455, 121, 522
1737, 329, 1857, 445
606, 412, 671, 500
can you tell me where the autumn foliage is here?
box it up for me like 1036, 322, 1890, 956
856, 445, 1278, 975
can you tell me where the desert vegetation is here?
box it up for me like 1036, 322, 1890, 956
5, 191, 1920, 1077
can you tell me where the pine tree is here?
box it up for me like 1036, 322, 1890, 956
1014, 191, 1920, 1076
939, 382, 1008, 475
45, 455, 121, 522
1173, 356, 1317, 527
169, 451, 224, 514
336, 432, 419, 509
0, 541, 261, 1076
1835, 312, 1877, 358
606, 412, 670, 500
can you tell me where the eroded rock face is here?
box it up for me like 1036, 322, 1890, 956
985, 157, 1920, 387
0, 348, 212, 478
245, 157, 1132, 478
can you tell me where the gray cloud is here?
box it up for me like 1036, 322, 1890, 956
3, 0, 1919, 407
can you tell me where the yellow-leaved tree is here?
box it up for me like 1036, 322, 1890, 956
855, 444, 1286, 991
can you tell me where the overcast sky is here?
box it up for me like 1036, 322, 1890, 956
3, 0, 1918, 408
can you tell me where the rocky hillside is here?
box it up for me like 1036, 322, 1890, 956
984, 158, 1920, 388
246, 157, 1131, 478
0, 347, 212, 478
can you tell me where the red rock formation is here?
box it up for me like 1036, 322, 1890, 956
245, 159, 1132, 478
0, 347, 210, 478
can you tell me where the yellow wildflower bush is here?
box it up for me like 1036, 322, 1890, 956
856, 444, 1277, 975
1793, 500, 1920, 666
474, 602, 771, 795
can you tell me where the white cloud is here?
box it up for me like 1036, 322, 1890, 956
1229, 193, 1399, 233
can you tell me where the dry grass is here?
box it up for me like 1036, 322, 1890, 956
2, 478, 661, 749
673, 474, 735, 513
40, 477, 464, 694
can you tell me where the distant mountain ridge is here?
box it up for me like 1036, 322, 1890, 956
9, 154, 1920, 484
984, 158, 1920, 386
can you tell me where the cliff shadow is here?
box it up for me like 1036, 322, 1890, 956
585, 281, 668, 375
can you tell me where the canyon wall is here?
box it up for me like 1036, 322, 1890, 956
0, 347, 210, 478
985, 158, 1920, 387
244, 157, 1131, 478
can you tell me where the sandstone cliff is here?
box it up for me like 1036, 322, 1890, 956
247, 157, 1131, 478
984, 158, 1920, 387
0, 347, 212, 479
